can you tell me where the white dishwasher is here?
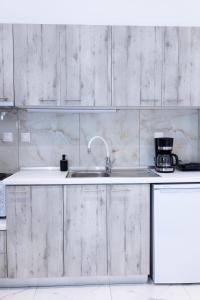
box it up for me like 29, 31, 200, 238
152, 184, 200, 284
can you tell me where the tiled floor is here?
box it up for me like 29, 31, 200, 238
0, 282, 199, 300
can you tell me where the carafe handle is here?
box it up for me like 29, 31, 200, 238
171, 153, 179, 166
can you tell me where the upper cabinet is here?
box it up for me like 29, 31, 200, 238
14, 24, 61, 107
14, 24, 111, 107
60, 26, 111, 106
112, 26, 200, 107
11, 24, 200, 108
162, 27, 192, 106
0, 24, 14, 106
112, 26, 163, 107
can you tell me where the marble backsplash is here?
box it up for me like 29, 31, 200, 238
0, 109, 199, 172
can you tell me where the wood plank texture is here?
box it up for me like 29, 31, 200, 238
107, 184, 150, 276
140, 27, 163, 106
64, 185, 107, 276
112, 26, 141, 106
0, 231, 7, 278
6, 185, 64, 278
12, 24, 200, 108
14, 24, 60, 106
162, 27, 192, 106
190, 28, 200, 106
112, 26, 163, 107
60, 25, 111, 106
0, 24, 14, 103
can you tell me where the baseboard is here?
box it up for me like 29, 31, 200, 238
0, 275, 148, 287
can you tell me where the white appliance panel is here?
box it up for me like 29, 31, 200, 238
153, 184, 200, 283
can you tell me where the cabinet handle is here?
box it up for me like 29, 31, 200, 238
8, 190, 28, 193
141, 99, 160, 102
83, 188, 105, 193
110, 188, 132, 193
83, 189, 97, 193
64, 99, 81, 102
39, 99, 57, 102
165, 99, 184, 103
0, 97, 8, 102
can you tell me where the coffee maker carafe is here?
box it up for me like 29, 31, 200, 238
155, 137, 179, 173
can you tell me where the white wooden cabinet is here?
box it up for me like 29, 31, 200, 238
6, 183, 150, 280
14, 24, 111, 107
190, 28, 200, 106
60, 26, 111, 106
162, 27, 192, 106
112, 26, 163, 107
0, 231, 7, 278
64, 184, 150, 278
107, 185, 150, 276
6, 185, 64, 278
63, 185, 107, 276
0, 24, 14, 106
14, 24, 61, 107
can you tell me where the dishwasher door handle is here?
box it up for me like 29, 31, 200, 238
159, 188, 200, 193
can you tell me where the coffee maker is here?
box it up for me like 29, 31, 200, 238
155, 137, 179, 173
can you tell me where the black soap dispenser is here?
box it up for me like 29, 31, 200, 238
60, 154, 68, 171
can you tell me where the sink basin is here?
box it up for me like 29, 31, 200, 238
67, 169, 159, 178
111, 169, 159, 177
68, 171, 110, 178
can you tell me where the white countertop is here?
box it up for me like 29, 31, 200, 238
3, 167, 200, 185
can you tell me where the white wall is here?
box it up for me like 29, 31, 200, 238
0, 0, 200, 26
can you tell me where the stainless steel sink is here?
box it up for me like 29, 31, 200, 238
111, 169, 159, 177
68, 171, 110, 178
67, 169, 159, 178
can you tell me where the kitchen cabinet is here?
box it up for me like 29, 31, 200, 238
12, 24, 200, 108
107, 185, 150, 276
162, 27, 192, 106
6, 185, 64, 278
190, 28, 200, 106
60, 25, 111, 106
5, 183, 150, 281
0, 231, 7, 278
0, 24, 14, 106
64, 184, 150, 278
112, 26, 163, 107
14, 24, 61, 107
14, 24, 111, 107
63, 185, 107, 276
112, 26, 200, 108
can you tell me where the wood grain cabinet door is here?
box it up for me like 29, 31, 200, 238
60, 25, 111, 107
63, 185, 107, 276
107, 184, 150, 277
0, 231, 7, 278
0, 24, 14, 105
112, 26, 163, 107
162, 27, 192, 106
14, 24, 61, 107
6, 185, 64, 278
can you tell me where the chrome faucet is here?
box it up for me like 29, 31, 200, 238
87, 136, 112, 174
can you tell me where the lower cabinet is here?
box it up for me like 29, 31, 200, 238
63, 184, 150, 278
63, 185, 107, 276
6, 184, 150, 280
6, 186, 64, 278
0, 231, 7, 278
107, 185, 150, 276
